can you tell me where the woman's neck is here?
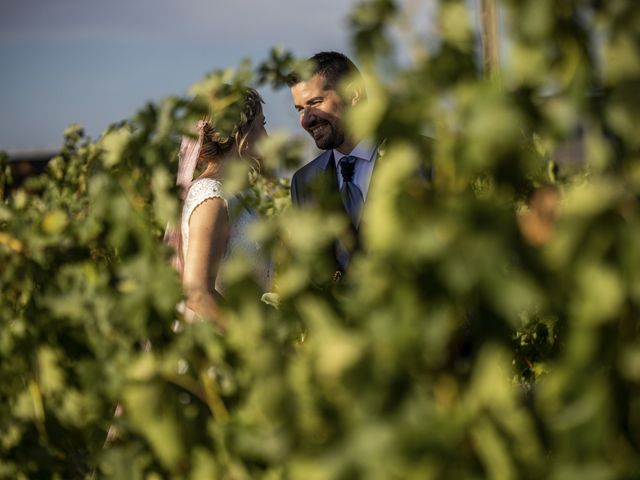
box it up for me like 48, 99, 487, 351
197, 152, 271, 182
197, 153, 238, 180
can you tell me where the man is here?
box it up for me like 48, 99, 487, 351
289, 51, 377, 282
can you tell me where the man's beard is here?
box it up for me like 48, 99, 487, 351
316, 131, 344, 150
312, 123, 345, 150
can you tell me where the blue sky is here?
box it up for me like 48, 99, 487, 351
0, 0, 365, 151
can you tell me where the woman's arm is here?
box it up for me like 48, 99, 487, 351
182, 197, 229, 329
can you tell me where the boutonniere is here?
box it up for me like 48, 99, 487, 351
376, 138, 388, 161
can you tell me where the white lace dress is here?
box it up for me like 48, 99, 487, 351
181, 178, 272, 293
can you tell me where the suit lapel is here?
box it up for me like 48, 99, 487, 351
305, 150, 340, 207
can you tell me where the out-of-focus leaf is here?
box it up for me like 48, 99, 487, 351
122, 382, 187, 471
571, 262, 625, 325
99, 125, 133, 168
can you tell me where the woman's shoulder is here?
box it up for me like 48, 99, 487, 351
187, 177, 224, 200
183, 178, 226, 226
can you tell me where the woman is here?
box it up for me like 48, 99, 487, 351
165, 86, 268, 329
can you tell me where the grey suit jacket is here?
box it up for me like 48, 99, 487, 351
290, 137, 433, 283
291, 150, 359, 281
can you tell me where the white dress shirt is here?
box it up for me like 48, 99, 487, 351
333, 139, 378, 200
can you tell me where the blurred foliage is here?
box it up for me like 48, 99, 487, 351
1, 0, 640, 478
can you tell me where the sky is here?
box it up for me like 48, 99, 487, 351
0, 0, 367, 152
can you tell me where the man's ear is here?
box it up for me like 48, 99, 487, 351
346, 83, 363, 107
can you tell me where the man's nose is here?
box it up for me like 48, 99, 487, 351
301, 109, 316, 129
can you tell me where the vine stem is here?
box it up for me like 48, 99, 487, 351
479, 0, 500, 78
198, 367, 229, 424
29, 380, 48, 441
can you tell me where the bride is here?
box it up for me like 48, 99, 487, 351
165, 86, 269, 329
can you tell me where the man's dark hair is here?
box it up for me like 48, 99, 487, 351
288, 51, 367, 101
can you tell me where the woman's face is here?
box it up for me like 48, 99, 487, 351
244, 112, 267, 158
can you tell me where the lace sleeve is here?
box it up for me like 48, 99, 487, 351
181, 178, 226, 251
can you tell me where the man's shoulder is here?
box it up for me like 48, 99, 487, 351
292, 150, 333, 183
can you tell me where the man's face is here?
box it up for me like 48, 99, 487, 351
291, 74, 346, 151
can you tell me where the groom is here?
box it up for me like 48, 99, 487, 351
289, 51, 377, 282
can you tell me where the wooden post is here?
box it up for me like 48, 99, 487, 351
479, 0, 500, 78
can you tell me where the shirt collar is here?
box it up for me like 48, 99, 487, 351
333, 138, 377, 164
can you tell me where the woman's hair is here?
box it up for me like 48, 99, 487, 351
198, 86, 264, 172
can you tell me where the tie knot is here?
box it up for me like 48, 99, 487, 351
339, 156, 357, 183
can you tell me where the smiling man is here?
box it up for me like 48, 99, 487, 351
289, 51, 376, 280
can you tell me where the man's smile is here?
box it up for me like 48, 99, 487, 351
309, 121, 329, 138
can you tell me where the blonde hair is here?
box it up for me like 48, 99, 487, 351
197, 86, 264, 174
